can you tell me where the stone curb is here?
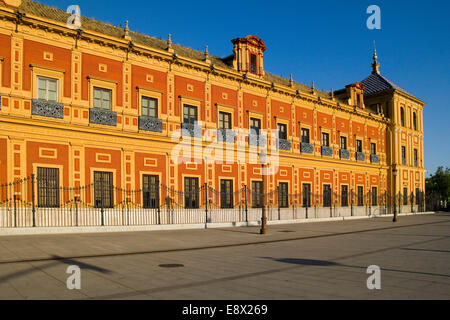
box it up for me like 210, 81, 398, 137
0, 212, 436, 237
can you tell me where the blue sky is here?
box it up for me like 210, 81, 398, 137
36, 0, 450, 176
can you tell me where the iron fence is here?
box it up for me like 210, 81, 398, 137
0, 175, 427, 228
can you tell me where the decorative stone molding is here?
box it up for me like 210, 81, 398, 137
181, 123, 202, 138
371, 154, 379, 163
139, 116, 163, 133
217, 129, 236, 143
277, 139, 291, 151
89, 108, 117, 126
249, 133, 266, 147
356, 152, 366, 162
301, 142, 313, 154
31, 99, 64, 119
321, 146, 333, 157
340, 149, 350, 159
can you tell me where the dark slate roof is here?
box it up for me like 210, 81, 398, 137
361, 73, 416, 99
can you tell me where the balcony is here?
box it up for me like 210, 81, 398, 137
370, 154, 379, 163
217, 129, 236, 143
277, 139, 291, 151
181, 123, 202, 138
356, 152, 366, 162
139, 116, 163, 133
340, 149, 350, 159
301, 142, 313, 154
249, 133, 266, 147
321, 146, 333, 157
32, 99, 64, 119
89, 108, 117, 126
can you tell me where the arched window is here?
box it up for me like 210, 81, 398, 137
413, 112, 417, 130
400, 107, 405, 127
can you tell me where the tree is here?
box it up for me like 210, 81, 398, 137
426, 166, 450, 210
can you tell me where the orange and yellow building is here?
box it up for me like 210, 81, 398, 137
0, 0, 426, 215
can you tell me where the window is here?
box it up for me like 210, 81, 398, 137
37, 167, 59, 208
341, 185, 348, 207
403, 188, 408, 205
93, 87, 112, 110
252, 181, 264, 208
402, 146, 407, 165
184, 177, 199, 209
400, 107, 405, 126
278, 183, 289, 208
356, 94, 361, 108
321, 132, 330, 147
219, 112, 232, 130
340, 136, 347, 150
220, 179, 233, 209
142, 96, 158, 118
37, 77, 58, 102
323, 185, 331, 207
183, 104, 198, 124
413, 112, 417, 130
372, 187, 378, 206
143, 175, 159, 209
301, 128, 310, 144
94, 171, 114, 208
302, 184, 311, 208
250, 54, 257, 74
371, 143, 377, 155
415, 188, 420, 205
277, 123, 287, 140
414, 149, 418, 167
357, 186, 364, 206
250, 118, 261, 135
356, 140, 363, 153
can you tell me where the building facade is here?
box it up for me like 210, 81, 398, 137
0, 0, 426, 225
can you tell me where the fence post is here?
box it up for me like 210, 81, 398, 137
305, 191, 309, 219
350, 189, 354, 217
157, 184, 161, 225
31, 174, 36, 227
244, 185, 248, 223
100, 175, 104, 226
74, 196, 78, 227
13, 183, 17, 228
205, 183, 208, 224
277, 186, 281, 221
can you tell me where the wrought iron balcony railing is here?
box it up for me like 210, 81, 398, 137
321, 146, 333, 157
32, 99, 65, 119
217, 129, 236, 143
340, 149, 350, 159
139, 116, 163, 133
370, 154, 379, 163
356, 152, 366, 162
89, 108, 117, 126
249, 133, 266, 147
181, 123, 202, 138
277, 139, 291, 151
301, 142, 313, 154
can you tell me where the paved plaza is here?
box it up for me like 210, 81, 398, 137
0, 213, 449, 300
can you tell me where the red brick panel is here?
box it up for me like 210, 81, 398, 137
22, 40, 72, 97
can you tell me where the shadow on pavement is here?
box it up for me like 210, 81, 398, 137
0, 255, 111, 283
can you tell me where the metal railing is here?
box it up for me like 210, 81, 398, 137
0, 176, 427, 228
